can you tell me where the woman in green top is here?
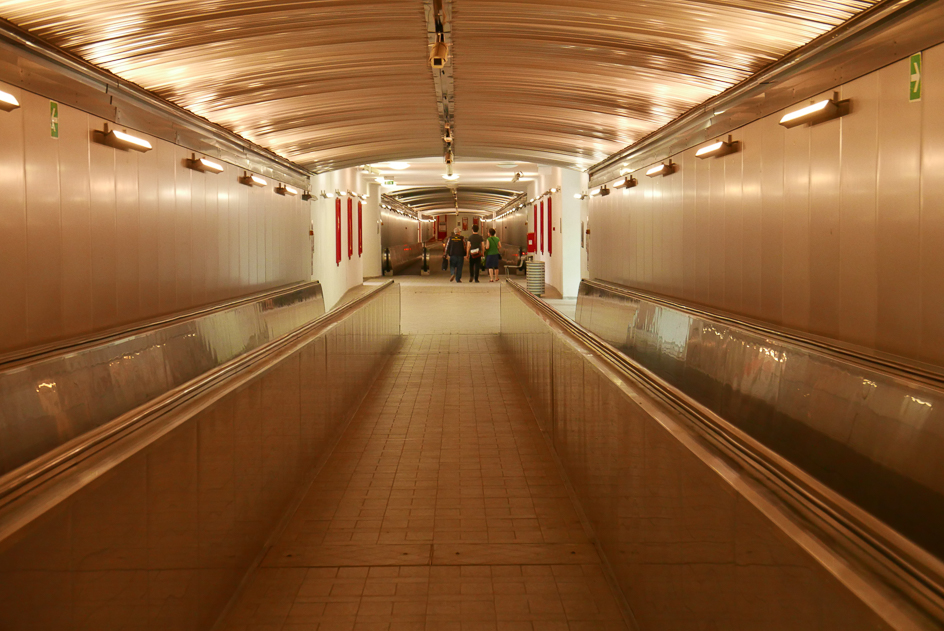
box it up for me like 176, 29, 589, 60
484, 228, 501, 282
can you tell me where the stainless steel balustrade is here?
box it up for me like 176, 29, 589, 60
575, 280, 944, 563
0, 280, 400, 630
501, 280, 944, 629
0, 282, 326, 476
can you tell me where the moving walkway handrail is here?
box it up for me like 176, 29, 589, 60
0, 280, 395, 540
505, 279, 944, 625
580, 278, 944, 387
0, 280, 319, 369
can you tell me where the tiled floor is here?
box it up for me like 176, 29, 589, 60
220, 290, 629, 630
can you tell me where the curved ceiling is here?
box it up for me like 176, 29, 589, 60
0, 0, 877, 173
392, 186, 522, 214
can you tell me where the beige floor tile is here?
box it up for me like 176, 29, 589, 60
220, 323, 629, 631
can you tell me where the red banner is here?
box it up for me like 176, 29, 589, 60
347, 198, 353, 259
473, 216, 479, 229
462, 216, 468, 231
547, 198, 553, 255
335, 198, 342, 266
533, 205, 538, 250
540, 201, 545, 254
357, 201, 363, 256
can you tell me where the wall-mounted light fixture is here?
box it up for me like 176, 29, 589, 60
599, 186, 610, 197
646, 162, 675, 177
96, 124, 152, 152
511, 172, 522, 183
302, 191, 314, 201
321, 190, 334, 198
590, 188, 601, 197
186, 154, 224, 174
779, 97, 847, 128
0, 90, 20, 112
613, 176, 637, 189
696, 136, 739, 159
240, 172, 266, 187
276, 184, 298, 196
550, 187, 559, 194
335, 189, 342, 197
574, 192, 588, 200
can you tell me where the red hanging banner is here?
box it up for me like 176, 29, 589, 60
357, 202, 363, 256
533, 204, 538, 248
462, 216, 468, 231
473, 216, 480, 229
547, 198, 553, 255
347, 198, 354, 259
539, 201, 545, 254
335, 198, 342, 266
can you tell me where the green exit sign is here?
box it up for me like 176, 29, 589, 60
50, 100, 59, 138
910, 52, 922, 102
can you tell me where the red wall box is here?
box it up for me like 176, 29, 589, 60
357, 202, 363, 256
347, 198, 353, 259
548, 198, 553, 255
527, 232, 536, 253
335, 198, 342, 266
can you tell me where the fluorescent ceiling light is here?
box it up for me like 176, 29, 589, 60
187, 156, 224, 174
0, 90, 20, 112
646, 163, 675, 177
779, 99, 843, 128
100, 128, 152, 152
276, 185, 298, 196
386, 162, 410, 170
695, 137, 739, 159
442, 173, 460, 181
240, 173, 267, 187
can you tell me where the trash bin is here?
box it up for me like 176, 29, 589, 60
526, 261, 545, 296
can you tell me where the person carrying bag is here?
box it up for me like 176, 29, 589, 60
466, 224, 484, 283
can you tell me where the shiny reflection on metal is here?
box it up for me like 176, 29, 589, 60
0, 1, 441, 173
589, 0, 939, 184
0, 283, 326, 477
384, 242, 426, 274
393, 187, 520, 214
503, 280, 944, 627
2, 0, 881, 172
576, 279, 944, 562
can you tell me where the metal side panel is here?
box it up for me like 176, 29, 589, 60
501, 281, 935, 629
574, 279, 944, 565
0, 282, 325, 477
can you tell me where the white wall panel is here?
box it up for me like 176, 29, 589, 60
589, 40, 944, 367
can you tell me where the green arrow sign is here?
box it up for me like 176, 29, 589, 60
910, 52, 922, 102
50, 101, 59, 138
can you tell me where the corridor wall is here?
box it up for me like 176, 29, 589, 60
0, 82, 309, 357
589, 41, 944, 368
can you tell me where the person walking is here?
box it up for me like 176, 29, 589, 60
466, 224, 484, 283
446, 227, 466, 282
484, 228, 501, 282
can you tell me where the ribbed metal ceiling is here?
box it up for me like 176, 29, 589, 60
0, 0, 877, 172
452, 0, 877, 168
393, 186, 521, 214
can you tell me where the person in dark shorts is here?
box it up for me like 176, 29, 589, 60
466, 224, 484, 283
484, 228, 501, 282
446, 227, 466, 282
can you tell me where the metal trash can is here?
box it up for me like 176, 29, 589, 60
526, 261, 545, 296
